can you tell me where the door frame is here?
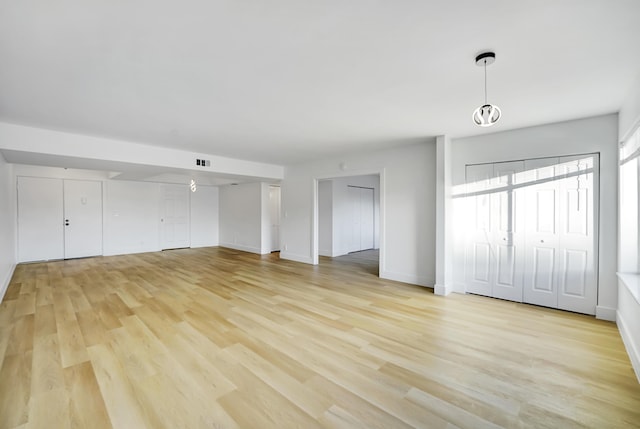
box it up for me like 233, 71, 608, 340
311, 168, 385, 271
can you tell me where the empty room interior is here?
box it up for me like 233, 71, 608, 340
2, 1, 640, 428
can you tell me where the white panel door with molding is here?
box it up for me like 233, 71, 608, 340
491, 161, 525, 302
523, 157, 561, 309
467, 154, 598, 315
465, 161, 525, 301
556, 155, 598, 315
465, 163, 495, 297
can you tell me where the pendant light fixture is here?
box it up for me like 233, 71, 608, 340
472, 51, 501, 127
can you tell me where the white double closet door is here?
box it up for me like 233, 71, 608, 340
348, 186, 375, 252
18, 177, 103, 262
465, 154, 599, 315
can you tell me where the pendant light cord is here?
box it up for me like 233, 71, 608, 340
484, 59, 488, 105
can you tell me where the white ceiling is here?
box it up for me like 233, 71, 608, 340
1, 0, 639, 166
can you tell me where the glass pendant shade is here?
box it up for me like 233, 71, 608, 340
472, 103, 501, 127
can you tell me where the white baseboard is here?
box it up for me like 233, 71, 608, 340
596, 305, 617, 321
279, 252, 314, 265
434, 283, 453, 296
219, 243, 263, 255
190, 241, 219, 249
617, 310, 640, 383
380, 270, 431, 288
319, 248, 332, 257
453, 282, 467, 294
0, 263, 16, 303
103, 246, 160, 257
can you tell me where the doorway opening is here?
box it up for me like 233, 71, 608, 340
315, 174, 381, 277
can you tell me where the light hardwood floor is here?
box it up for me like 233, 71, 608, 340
0, 247, 639, 429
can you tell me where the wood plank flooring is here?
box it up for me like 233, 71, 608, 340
0, 247, 639, 428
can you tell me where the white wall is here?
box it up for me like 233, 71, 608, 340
219, 182, 268, 254
0, 122, 284, 180
0, 154, 16, 301
434, 135, 454, 296
260, 183, 271, 254
104, 180, 161, 255
318, 181, 333, 257
281, 141, 436, 286
619, 73, 640, 142
617, 76, 640, 382
190, 185, 219, 248
9, 164, 220, 258
451, 114, 619, 320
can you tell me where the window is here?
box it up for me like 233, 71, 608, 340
619, 127, 640, 274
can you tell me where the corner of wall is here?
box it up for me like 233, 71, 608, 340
595, 305, 617, 321
434, 283, 453, 296
617, 309, 640, 383
0, 157, 16, 303
619, 72, 640, 142
280, 251, 314, 265
0, 264, 16, 302
219, 243, 264, 255
380, 269, 432, 288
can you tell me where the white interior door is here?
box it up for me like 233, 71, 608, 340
360, 188, 375, 250
465, 160, 526, 302
465, 163, 495, 297
491, 161, 525, 302
17, 177, 64, 262
556, 155, 598, 315
269, 186, 281, 252
64, 180, 103, 259
161, 184, 190, 250
348, 186, 374, 252
523, 157, 561, 309
467, 154, 598, 315
348, 186, 361, 252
